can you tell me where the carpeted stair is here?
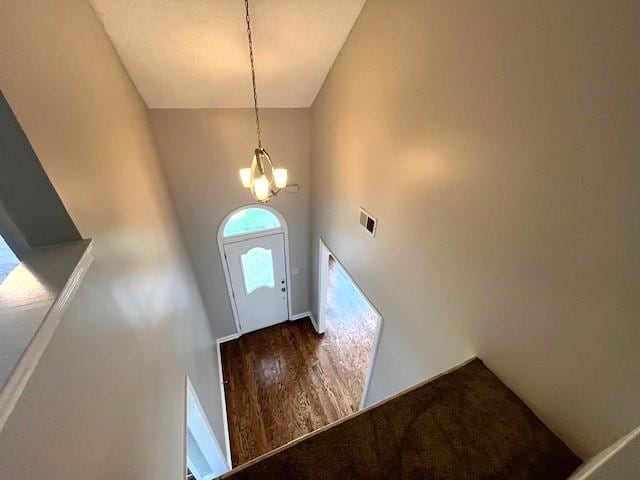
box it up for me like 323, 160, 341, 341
221, 358, 581, 480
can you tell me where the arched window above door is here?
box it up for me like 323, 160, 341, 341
222, 207, 281, 238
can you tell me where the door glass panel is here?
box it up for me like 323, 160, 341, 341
223, 208, 280, 237
241, 247, 275, 294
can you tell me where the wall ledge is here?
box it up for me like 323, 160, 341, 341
0, 239, 93, 434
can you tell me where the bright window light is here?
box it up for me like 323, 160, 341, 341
0, 234, 19, 283
240, 247, 275, 294
223, 207, 280, 237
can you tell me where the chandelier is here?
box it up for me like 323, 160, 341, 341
239, 0, 287, 202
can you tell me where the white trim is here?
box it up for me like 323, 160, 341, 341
217, 333, 240, 344
186, 376, 229, 478
290, 311, 319, 332
0, 240, 93, 435
221, 227, 282, 244
217, 204, 293, 336
183, 376, 188, 480
568, 425, 640, 479
308, 312, 318, 330
316, 239, 331, 333
315, 238, 383, 411
360, 315, 383, 410
187, 457, 202, 480
216, 337, 234, 469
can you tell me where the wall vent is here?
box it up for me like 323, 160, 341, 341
359, 208, 377, 237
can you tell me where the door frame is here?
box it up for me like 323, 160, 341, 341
316, 238, 383, 410
218, 204, 293, 335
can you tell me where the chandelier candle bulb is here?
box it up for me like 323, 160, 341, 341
274, 168, 288, 189
254, 175, 270, 201
240, 168, 252, 188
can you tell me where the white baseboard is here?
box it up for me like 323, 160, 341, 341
215, 336, 234, 470
308, 312, 318, 330
217, 333, 240, 344
291, 311, 320, 331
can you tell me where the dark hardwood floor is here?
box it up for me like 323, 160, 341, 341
221, 256, 379, 466
221, 360, 581, 480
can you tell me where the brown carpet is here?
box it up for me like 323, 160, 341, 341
221, 359, 581, 480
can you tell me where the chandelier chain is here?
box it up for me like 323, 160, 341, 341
244, 0, 262, 149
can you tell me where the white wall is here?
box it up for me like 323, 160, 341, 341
569, 427, 640, 480
149, 109, 311, 338
0, 0, 225, 477
310, 0, 640, 458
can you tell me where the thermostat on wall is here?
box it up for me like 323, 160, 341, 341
359, 208, 377, 237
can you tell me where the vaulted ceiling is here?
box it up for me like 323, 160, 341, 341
90, 0, 366, 108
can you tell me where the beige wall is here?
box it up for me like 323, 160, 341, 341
149, 109, 311, 338
0, 0, 225, 477
569, 427, 640, 480
310, 0, 640, 458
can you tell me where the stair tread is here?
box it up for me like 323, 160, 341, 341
221, 358, 581, 480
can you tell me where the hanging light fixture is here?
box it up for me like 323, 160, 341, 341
239, 0, 287, 203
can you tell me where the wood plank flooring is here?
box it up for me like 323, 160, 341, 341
221, 256, 378, 466
221, 359, 582, 480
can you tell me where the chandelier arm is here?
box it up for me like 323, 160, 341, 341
255, 148, 265, 175
244, 0, 262, 149
249, 155, 258, 198
261, 149, 273, 176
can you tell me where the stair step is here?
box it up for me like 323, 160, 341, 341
221, 358, 581, 480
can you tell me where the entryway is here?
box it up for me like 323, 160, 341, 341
219, 240, 381, 466
219, 206, 292, 334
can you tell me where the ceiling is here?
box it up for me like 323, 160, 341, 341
90, 0, 366, 108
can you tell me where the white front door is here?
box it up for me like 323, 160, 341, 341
223, 233, 289, 333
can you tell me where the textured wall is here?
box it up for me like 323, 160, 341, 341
310, 0, 640, 458
150, 108, 311, 338
0, 0, 225, 477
